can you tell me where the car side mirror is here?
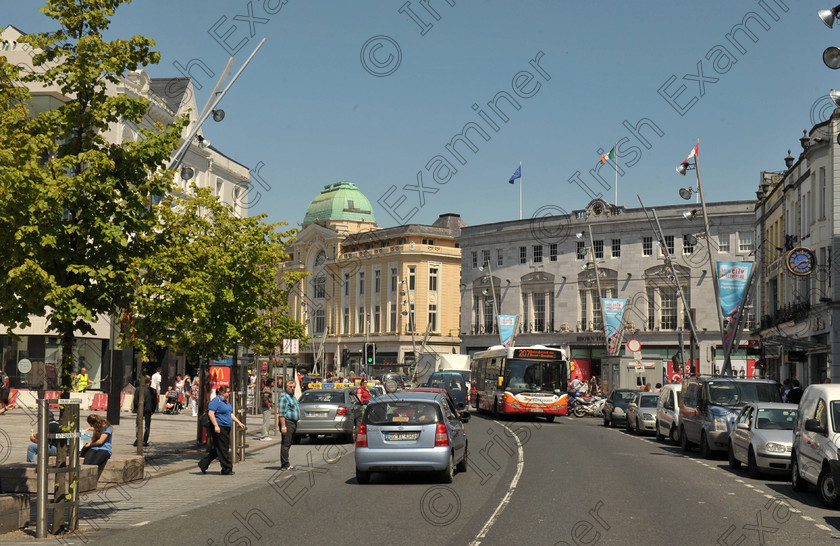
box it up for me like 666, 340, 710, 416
459, 412, 471, 423
629, 402, 637, 408
805, 418, 827, 435
736, 422, 749, 431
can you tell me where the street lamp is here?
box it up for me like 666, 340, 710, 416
675, 143, 728, 375
824, 46, 840, 69
819, 4, 840, 28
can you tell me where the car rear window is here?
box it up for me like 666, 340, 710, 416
640, 395, 658, 408
300, 391, 344, 403
365, 401, 442, 425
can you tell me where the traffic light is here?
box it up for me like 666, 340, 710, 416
365, 343, 376, 365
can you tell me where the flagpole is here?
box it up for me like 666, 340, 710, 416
516, 161, 522, 220
614, 141, 618, 206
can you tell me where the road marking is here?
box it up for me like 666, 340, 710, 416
131, 521, 150, 526
801, 515, 815, 521
816, 524, 832, 531
470, 421, 524, 546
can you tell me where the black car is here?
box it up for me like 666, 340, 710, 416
425, 371, 469, 413
603, 389, 640, 428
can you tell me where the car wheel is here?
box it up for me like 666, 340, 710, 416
818, 465, 840, 508
728, 444, 741, 469
456, 444, 468, 473
792, 455, 808, 492
356, 468, 371, 485
669, 425, 678, 445
655, 421, 664, 442
439, 453, 454, 484
546, 415, 556, 423
634, 417, 642, 436
699, 431, 712, 459
680, 427, 692, 452
747, 447, 760, 478
292, 435, 301, 445
603, 413, 610, 427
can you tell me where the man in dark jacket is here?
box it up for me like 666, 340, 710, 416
132, 375, 157, 447
786, 379, 804, 404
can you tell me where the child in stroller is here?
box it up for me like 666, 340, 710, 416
164, 385, 182, 414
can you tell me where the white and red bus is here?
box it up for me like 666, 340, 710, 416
470, 345, 569, 422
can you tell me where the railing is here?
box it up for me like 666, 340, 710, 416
759, 301, 811, 330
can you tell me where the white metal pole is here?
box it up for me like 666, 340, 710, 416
519, 161, 522, 220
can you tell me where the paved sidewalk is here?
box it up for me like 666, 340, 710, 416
0, 407, 338, 543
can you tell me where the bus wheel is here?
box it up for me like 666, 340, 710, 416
546, 415, 555, 423
492, 401, 500, 420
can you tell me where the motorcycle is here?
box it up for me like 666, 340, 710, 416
568, 393, 605, 418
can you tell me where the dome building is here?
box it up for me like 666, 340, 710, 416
282, 182, 464, 376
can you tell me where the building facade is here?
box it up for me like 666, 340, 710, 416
283, 182, 463, 375
754, 116, 838, 385
459, 199, 757, 384
0, 26, 251, 391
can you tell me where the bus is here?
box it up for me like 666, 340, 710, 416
470, 345, 569, 422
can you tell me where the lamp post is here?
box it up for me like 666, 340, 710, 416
678, 146, 728, 374
576, 227, 609, 351
478, 264, 499, 341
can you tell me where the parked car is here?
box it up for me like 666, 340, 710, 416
626, 392, 659, 435
728, 402, 796, 477
424, 371, 470, 413
679, 378, 782, 458
656, 383, 683, 443
792, 384, 840, 507
355, 391, 469, 484
603, 389, 640, 428
295, 389, 363, 443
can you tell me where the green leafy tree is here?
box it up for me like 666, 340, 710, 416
0, 1, 184, 397
128, 186, 308, 369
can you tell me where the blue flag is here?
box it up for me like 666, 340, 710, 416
509, 165, 521, 184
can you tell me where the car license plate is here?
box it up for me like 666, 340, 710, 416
386, 432, 419, 441
307, 412, 327, 418
530, 408, 544, 413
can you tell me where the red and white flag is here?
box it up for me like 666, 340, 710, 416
682, 142, 699, 164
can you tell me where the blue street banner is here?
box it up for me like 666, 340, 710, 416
602, 298, 626, 356
498, 315, 518, 347
717, 261, 753, 352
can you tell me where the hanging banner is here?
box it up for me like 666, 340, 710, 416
602, 298, 627, 356
717, 261, 753, 354
498, 315, 518, 347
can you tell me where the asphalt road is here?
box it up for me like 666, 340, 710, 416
88, 415, 840, 545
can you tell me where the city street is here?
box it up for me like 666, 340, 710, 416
19, 414, 840, 545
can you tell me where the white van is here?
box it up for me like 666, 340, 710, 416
656, 384, 682, 444
791, 384, 840, 507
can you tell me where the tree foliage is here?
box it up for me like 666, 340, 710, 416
0, 0, 184, 395
128, 186, 308, 365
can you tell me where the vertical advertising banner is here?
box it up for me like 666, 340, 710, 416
498, 315, 518, 347
717, 262, 753, 354
601, 298, 626, 355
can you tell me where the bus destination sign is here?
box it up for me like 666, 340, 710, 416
513, 348, 558, 360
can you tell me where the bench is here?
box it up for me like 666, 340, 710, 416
0, 494, 29, 534
0, 463, 98, 494
88, 455, 144, 484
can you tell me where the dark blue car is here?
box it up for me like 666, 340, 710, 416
424, 371, 469, 413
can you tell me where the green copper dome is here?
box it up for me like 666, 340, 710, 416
303, 182, 376, 224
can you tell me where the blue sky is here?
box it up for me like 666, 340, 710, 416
5, 1, 834, 229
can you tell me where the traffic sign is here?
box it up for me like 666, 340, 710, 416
633, 351, 642, 362
283, 339, 299, 354
634, 364, 644, 374
17, 359, 31, 374
627, 339, 642, 353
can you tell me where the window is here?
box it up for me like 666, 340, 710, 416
374, 305, 380, 333
683, 235, 694, 255
533, 293, 546, 332
422, 238, 435, 245
497, 249, 503, 266
594, 240, 604, 259
389, 302, 397, 332
428, 304, 438, 332
519, 246, 527, 264
580, 291, 588, 331
646, 287, 655, 331
533, 245, 543, 263
484, 297, 495, 333
408, 303, 416, 331
390, 268, 398, 292
576, 241, 585, 260
739, 231, 754, 253
482, 249, 491, 267
660, 287, 677, 330
664, 235, 675, 256
374, 270, 381, 293
550, 243, 558, 262
611, 239, 620, 258
408, 266, 416, 290
343, 307, 350, 334
358, 307, 365, 333
471, 251, 478, 269
429, 267, 439, 291
643, 237, 653, 256
313, 274, 326, 298
359, 272, 365, 295
820, 167, 827, 220
314, 309, 325, 334
719, 234, 730, 253
344, 273, 350, 296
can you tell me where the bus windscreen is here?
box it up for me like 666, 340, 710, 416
505, 359, 564, 394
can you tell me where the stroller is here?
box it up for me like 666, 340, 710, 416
163, 388, 182, 415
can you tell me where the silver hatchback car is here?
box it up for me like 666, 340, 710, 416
355, 391, 469, 484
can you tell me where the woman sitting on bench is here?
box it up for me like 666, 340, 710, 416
81, 414, 112, 466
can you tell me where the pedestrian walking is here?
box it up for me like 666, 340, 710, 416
787, 379, 804, 404
278, 380, 300, 471
81, 414, 112, 466
190, 376, 200, 417
258, 378, 275, 441
150, 368, 162, 395
75, 367, 90, 392
198, 385, 245, 475
183, 374, 192, 409
132, 375, 156, 447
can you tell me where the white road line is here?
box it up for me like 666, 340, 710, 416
470, 421, 524, 546
816, 524, 832, 531
801, 516, 815, 521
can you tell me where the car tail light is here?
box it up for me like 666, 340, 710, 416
356, 424, 367, 447
336, 406, 347, 416
434, 423, 449, 447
